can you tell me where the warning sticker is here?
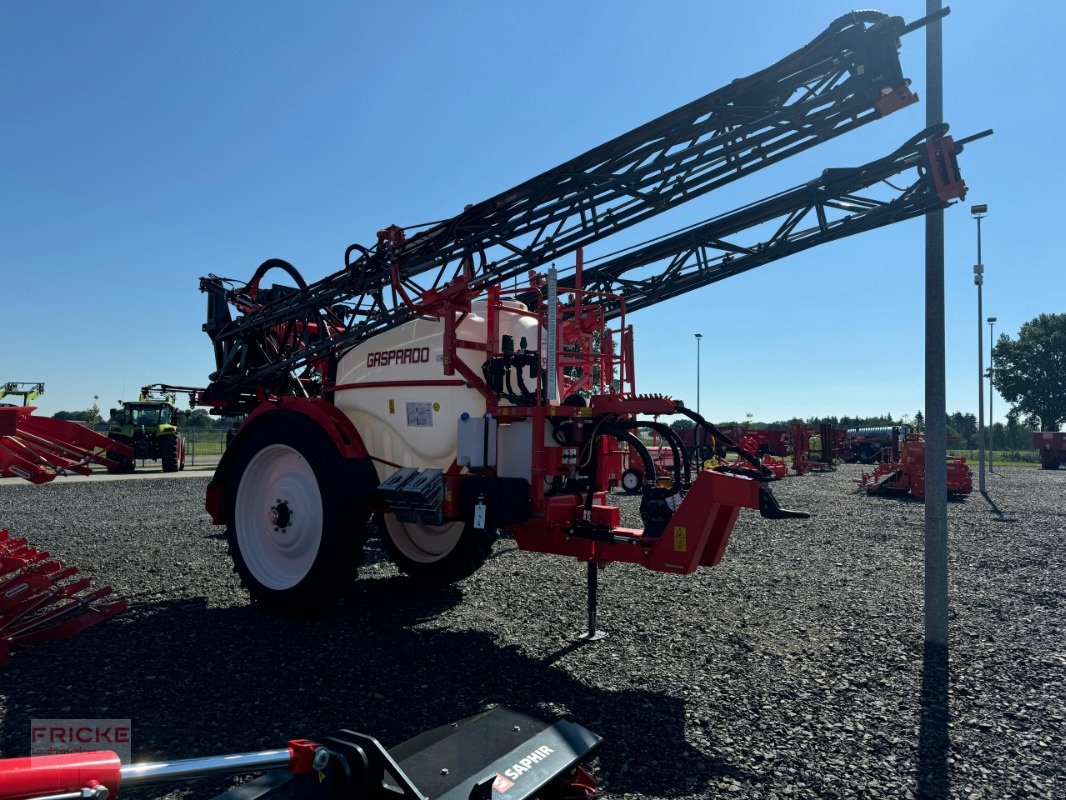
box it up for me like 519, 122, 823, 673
406, 402, 433, 427
493, 774, 515, 793
673, 526, 687, 552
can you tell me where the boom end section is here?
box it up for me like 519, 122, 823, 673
875, 83, 919, 117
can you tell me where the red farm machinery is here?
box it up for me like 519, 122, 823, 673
186, 9, 981, 635
0, 407, 131, 662
789, 422, 847, 475
858, 433, 973, 499
1033, 431, 1066, 470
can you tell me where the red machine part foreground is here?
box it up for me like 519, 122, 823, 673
0, 530, 127, 665
0, 707, 601, 800
858, 435, 973, 499
0, 407, 133, 484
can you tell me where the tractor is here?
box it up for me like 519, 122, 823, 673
106, 391, 186, 473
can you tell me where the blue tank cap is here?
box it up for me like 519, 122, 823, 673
460, 412, 470, 421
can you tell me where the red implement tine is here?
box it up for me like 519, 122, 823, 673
0, 408, 133, 482
0, 567, 78, 618
0, 574, 87, 624
5, 584, 111, 637
8, 598, 128, 651
0, 531, 126, 663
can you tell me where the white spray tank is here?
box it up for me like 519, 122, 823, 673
333, 301, 542, 479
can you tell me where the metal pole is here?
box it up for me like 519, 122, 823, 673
694, 333, 703, 415
920, 8, 951, 794
578, 561, 606, 641
988, 317, 996, 471
924, 0, 948, 649
974, 212, 985, 493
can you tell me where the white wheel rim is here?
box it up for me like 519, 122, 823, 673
384, 514, 463, 564
235, 444, 323, 590
622, 472, 640, 490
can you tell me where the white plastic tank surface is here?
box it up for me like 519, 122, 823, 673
334, 301, 542, 479
457, 413, 497, 469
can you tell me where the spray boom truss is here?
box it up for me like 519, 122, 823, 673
199, 9, 957, 410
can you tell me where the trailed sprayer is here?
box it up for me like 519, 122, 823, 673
191, 10, 980, 629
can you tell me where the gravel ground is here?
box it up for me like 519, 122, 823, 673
1, 465, 1063, 799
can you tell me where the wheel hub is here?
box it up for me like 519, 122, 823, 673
269, 499, 293, 530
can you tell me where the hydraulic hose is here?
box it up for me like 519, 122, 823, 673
599, 425, 656, 488
674, 405, 771, 479
246, 258, 309, 291
608, 420, 687, 490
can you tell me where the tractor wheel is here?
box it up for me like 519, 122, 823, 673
105, 437, 135, 474
105, 451, 130, 474
227, 425, 365, 612
858, 444, 879, 464
381, 514, 495, 587
160, 434, 181, 473
1042, 460, 1060, 470
621, 468, 644, 494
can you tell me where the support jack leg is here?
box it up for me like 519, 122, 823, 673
578, 561, 606, 642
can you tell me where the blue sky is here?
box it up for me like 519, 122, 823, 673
2, 1, 1059, 424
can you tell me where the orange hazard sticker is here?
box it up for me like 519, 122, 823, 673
493, 773, 515, 792
673, 526, 687, 552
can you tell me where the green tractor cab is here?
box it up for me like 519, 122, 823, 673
107, 392, 187, 473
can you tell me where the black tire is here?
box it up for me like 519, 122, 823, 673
105, 436, 135, 474
159, 433, 180, 473
380, 513, 495, 587
621, 468, 644, 494
1042, 460, 1060, 470
858, 444, 879, 464
226, 423, 367, 612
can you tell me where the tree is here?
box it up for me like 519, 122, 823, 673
992, 313, 1066, 431
913, 410, 924, 432
1004, 412, 1037, 449
85, 396, 102, 427
184, 409, 218, 428
669, 419, 695, 431
948, 411, 978, 447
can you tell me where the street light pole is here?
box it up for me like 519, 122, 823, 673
987, 316, 997, 472
971, 203, 987, 493
694, 333, 703, 415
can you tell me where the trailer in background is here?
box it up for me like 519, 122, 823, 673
844, 424, 913, 463
1032, 431, 1065, 470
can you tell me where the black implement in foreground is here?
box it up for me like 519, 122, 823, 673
0, 708, 601, 800
198, 9, 946, 413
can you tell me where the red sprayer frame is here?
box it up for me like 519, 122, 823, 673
380, 254, 804, 579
